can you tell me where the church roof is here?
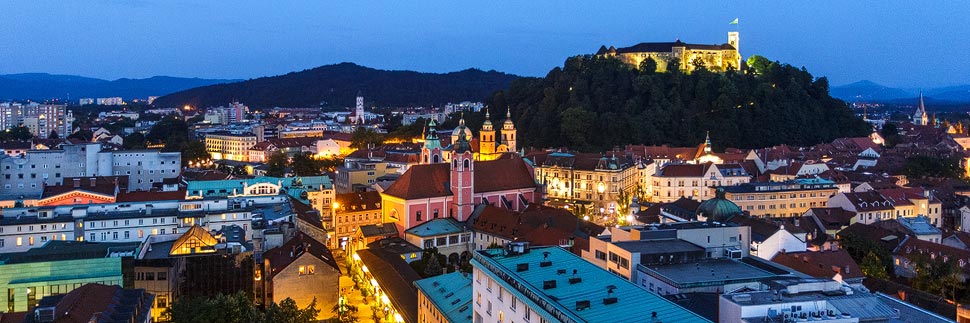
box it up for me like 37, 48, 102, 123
382, 157, 536, 200
696, 188, 742, 222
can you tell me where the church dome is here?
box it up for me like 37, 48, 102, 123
695, 188, 742, 223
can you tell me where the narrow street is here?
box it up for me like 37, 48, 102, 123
337, 255, 376, 323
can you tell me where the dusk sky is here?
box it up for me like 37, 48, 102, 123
2, 1, 968, 87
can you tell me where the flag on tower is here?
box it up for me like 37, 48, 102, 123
729, 18, 739, 25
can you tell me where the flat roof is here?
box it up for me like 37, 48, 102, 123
405, 218, 465, 237
612, 239, 703, 254
473, 246, 710, 323
638, 258, 781, 288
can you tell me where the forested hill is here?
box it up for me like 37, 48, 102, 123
152, 63, 519, 108
489, 55, 871, 152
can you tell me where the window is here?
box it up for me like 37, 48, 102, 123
299, 265, 315, 275
157, 296, 168, 309
416, 211, 422, 221
595, 250, 607, 260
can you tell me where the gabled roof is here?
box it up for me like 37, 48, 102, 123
895, 236, 970, 274
838, 191, 895, 211
382, 157, 536, 200
807, 207, 856, 231
42, 176, 127, 199
468, 205, 604, 252
359, 223, 399, 238
265, 233, 339, 278
34, 283, 153, 323
169, 225, 219, 255
771, 249, 863, 280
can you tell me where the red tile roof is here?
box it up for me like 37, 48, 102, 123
42, 176, 128, 198
895, 236, 970, 274
116, 188, 187, 202
49, 283, 153, 323
656, 163, 710, 177
771, 249, 863, 280
382, 157, 536, 200
839, 191, 895, 211
469, 204, 604, 253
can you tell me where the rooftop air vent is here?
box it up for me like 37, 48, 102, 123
569, 277, 582, 284
575, 300, 591, 311
516, 263, 529, 272
543, 280, 557, 290
603, 297, 618, 305
540, 260, 552, 267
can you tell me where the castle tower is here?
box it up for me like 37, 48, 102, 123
479, 109, 496, 156
450, 130, 475, 221
727, 32, 741, 69
420, 119, 443, 164
914, 91, 928, 126
355, 91, 365, 125
501, 108, 517, 152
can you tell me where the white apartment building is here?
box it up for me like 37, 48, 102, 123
0, 142, 180, 197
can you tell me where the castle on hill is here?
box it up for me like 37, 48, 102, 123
596, 32, 741, 73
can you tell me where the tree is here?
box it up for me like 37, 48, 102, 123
328, 303, 359, 323
902, 155, 963, 179
350, 127, 383, 150
182, 140, 210, 167
746, 55, 772, 75
291, 152, 322, 176
0, 126, 33, 141
266, 152, 289, 177
423, 251, 443, 277
67, 129, 94, 141
880, 123, 901, 148
616, 188, 632, 218
860, 251, 889, 280
264, 298, 319, 323
123, 132, 147, 149
639, 57, 657, 74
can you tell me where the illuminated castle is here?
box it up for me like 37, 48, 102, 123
596, 32, 741, 72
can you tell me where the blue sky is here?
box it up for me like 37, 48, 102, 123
2, 1, 968, 87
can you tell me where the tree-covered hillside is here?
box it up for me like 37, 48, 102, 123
488, 55, 870, 151
152, 63, 519, 109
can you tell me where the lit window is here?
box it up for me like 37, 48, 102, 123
299, 265, 316, 275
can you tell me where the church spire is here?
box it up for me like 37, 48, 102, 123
915, 91, 928, 126
704, 131, 712, 154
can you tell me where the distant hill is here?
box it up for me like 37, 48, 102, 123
151, 63, 520, 109
488, 55, 871, 151
831, 80, 970, 104
0, 73, 239, 101
829, 80, 913, 102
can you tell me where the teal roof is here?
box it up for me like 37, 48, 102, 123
186, 175, 332, 198
413, 272, 473, 323
697, 188, 742, 222
472, 246, 710, 323
404, 218, 464, 237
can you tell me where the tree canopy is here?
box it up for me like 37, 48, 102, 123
488, 55, 870, 152
164, 292, 319, 323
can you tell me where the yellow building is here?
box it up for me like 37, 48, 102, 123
205, 131, 258, 161
529, 152, 639, 213
331, 191, 383, 252
596, 32, 740, 73
719, 178, 839, 218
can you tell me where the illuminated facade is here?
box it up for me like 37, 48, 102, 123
530, 152, 639, 212
596, 32, 740, 73
650, 162, 751, 203
205, 131, 258, 161
0, 103, 74, 138
719, 178, 839, 218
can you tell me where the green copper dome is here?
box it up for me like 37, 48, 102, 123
696, 188, 742, 222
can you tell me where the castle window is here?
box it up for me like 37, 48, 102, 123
464, 159, 470, 169
433, 155, 440, 163
416, 211, 422, 221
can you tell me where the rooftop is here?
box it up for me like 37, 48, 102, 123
473, 246, 710, 323
638, 258, 783, 289
898, 215, 942, 236
412, 272, 473, 323
404, 217, 465, 237
0, 240, 139, 265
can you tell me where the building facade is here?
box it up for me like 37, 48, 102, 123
205, 131, 258, 161
719, 178, 839, 218
530, 152, 639, 212
596, 32, 741, 73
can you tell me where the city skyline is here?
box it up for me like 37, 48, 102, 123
2, 1, 969, 87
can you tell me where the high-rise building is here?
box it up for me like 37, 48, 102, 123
0, 103, 74, 138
